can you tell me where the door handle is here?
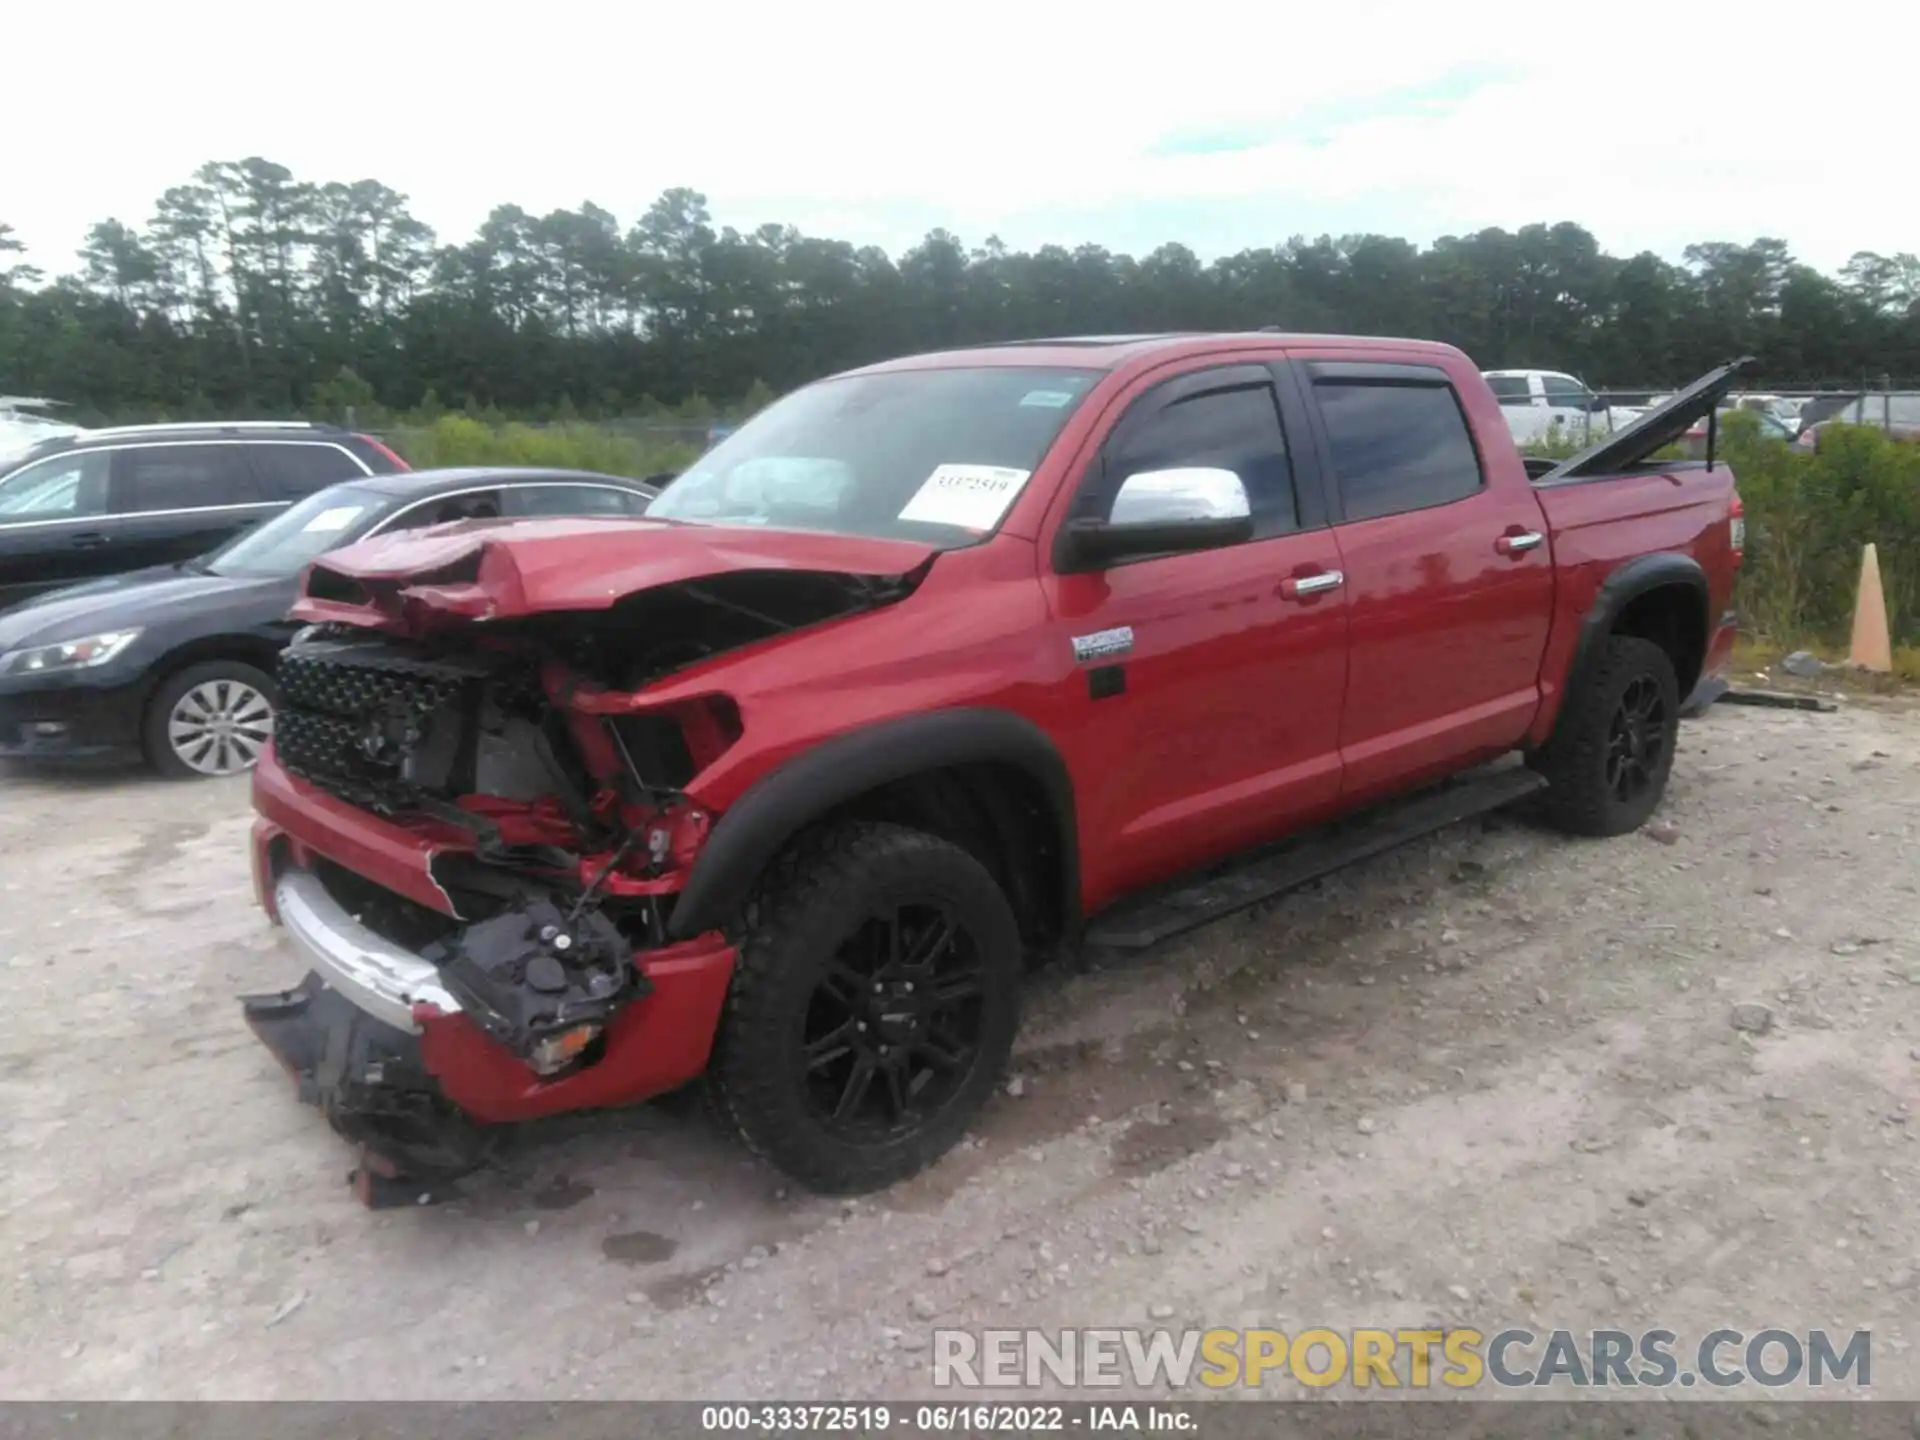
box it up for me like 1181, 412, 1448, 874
1496, 531, 1543, 556
1279, 570, 1344, 600
69, 532, 109, 550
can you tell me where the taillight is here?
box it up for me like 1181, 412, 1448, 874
1729, 491, 1745, 566
354, 432, 410, 471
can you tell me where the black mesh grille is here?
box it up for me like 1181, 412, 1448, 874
273, 636, 500, 805
274, 708, 367, 784
278, 644, 481, 720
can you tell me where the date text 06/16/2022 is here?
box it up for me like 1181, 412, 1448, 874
698, 1404, 1193, 1432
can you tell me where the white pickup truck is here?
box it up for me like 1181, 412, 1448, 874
1481, 369, 1643, 446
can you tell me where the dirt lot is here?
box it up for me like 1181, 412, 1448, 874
2, 696, 1918, 1403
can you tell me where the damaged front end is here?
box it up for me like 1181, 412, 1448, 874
242, 522, 933, 1203
428, 899, 637, 1076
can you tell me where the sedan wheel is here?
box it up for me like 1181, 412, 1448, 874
169, 679, 274, 775
143, 660, 280, 780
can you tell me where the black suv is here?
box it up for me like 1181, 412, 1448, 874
0, 422, 408, 612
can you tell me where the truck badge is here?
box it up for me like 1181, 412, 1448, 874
1072, 627, 1134, 663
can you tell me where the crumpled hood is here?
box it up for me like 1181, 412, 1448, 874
292, 516, 939, 631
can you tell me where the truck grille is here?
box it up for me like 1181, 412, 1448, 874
273, 635, 500, 806
279, 644, 479, 721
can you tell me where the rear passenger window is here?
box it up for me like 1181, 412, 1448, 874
116, 445, 263, 513
1313, 381, 1484, 523
508, 484, 645, 518
250, 442, 366, 495
387, 490, 505, 531
1541, 375, 1590, 408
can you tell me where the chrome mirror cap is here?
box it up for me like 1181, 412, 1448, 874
1109, 467, 1250, 525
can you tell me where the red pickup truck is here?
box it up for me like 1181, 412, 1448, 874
240, 334, 1747, 1204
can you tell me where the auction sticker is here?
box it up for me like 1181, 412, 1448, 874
301, 505, 365, 534
898, 464, 1032, 530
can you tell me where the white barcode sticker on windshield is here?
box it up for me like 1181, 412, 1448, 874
898, 464, 1032, 530
301, 505, 362, 534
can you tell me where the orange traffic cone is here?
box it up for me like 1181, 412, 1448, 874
1848, 542, 1893, 673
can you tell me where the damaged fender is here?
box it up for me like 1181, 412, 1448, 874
666, 707, 1081, 940
243, 514, 997, 1187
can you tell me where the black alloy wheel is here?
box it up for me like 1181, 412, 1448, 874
1529, 633, 1681, 837
1605, 673, 1669, 804
706, 822, 1023, 1194
800, 901, 986, 1140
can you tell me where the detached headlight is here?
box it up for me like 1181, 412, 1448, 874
0, 628, 143, 677
526, 1023, 602, 1077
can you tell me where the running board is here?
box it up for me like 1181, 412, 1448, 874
1081, 762, 1547, 958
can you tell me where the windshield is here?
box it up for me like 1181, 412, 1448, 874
205, 485, 385, 577
646, 366, 1103, 547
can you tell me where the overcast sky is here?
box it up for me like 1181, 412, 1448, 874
5, 1, 1914, 279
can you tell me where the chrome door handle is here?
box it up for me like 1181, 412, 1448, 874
1281, 570, 1344, 599
1497, 531, 1543, 555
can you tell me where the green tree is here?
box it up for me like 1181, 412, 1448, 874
4, 162, 1920, 422
0, 222, 43, 289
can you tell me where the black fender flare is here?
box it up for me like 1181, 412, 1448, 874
1562, 552, 1709, 710
667, 707, 1081, 941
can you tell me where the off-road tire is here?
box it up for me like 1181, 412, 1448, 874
142, 660, 279, 780
1529, 635, 1680, 837
705, 821, 1022, 1194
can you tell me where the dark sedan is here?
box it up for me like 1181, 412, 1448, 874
0, 466, 656, 778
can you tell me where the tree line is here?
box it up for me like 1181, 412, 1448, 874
3, 156, 1918, 423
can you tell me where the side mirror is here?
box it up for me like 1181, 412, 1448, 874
1588, 393, 1611, 413
1057, 467, 1254, 572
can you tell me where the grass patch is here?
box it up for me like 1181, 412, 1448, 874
1726, 635, 1920, 695
384, 414, 698, 481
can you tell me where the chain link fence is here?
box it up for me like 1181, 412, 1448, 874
515, 418, 733, 447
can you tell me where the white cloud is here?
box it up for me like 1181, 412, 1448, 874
5, 0, 1914, 276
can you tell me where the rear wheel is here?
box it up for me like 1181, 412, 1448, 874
1529, 635, 1679, 836
143, 660, 278, 779
706, 822, 1022, 1194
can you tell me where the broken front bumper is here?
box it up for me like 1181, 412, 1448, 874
246, 802, 741, 1187
269, 868, 462, 1034
243, 973, 492, 1203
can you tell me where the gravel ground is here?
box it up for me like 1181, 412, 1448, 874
2, 696, 1918, 1404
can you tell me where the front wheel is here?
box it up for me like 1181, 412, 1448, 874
143, 660, 278, 779
1529, 635, 1680, 836
706, 821, 1022, 1194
